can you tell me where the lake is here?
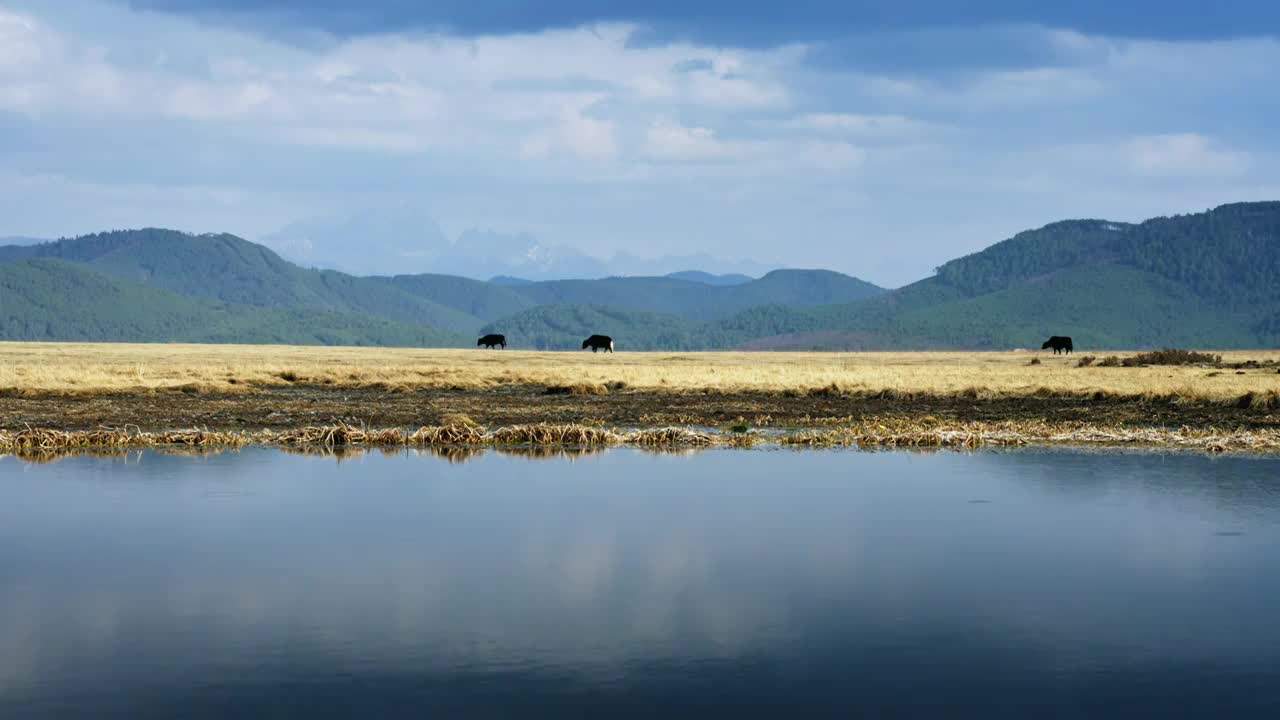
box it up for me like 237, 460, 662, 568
2, 446, 1279, 718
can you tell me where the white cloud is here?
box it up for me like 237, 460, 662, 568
643, 117, 743, 162
1125, 133, 1250, 178
794, 140, 866, 172
517, 95, 618, 161
164, 80, 277, 120
640, 117, 865, 178
283, 127, 430, 152
0, 8, 803, 160
798, 113, 919, 132
0, 8, 42, 68
789, 113, 942, 146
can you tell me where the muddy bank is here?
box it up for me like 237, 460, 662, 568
2, 384, 1278, 433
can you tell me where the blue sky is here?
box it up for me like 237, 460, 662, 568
1, 0, 1278, 284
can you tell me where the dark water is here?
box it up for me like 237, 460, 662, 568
2, 447, 1280, 718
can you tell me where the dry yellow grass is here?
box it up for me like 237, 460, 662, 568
1, 341, 1278, 401
4, 420, 1280, 455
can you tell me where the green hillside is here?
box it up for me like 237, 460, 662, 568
479, 305, 708, 350
725, 264, 1264, 350
372, 273, 536, 321
703, 202, 1280, 350
0, 229, 483, 335
506, 269, 884, 322
935, 202, 1280, 308
0, 259, 466, 346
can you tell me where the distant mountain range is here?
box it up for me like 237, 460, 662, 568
665, 271, 753, 286
492, 270, 754, 287
258, 207, 773, 280
2, 202, 1278, 349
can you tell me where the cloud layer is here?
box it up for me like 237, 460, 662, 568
1, 0, 1277, 285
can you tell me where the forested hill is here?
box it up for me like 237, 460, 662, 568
0, 259, 464, 346
697, 202, 1280, 350
934, 201, 1280, 307
0, 229, 485, 335
2, 202, 1278, 348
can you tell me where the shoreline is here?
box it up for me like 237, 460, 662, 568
4, 412, 1280, 456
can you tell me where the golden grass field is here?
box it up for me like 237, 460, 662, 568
1, 342, 1278, 400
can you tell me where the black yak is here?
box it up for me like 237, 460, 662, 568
582, 334, 614, 353
1042, 336, 1073, 355
477, 333, 506, 349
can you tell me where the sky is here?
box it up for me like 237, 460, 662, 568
1, 0, 1278, 286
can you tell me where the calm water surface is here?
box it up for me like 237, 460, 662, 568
2, 447, 1279, 718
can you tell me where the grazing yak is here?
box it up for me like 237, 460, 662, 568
582, 334, 614, 353
477, 333, 506, 349
1042, 336, 1073, 355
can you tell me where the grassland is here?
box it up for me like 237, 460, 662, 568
2, 342, 1279, 453
3, 342, 1279, 397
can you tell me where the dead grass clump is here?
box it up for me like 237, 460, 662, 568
1076, 356, 1096, 367
1028, 357, 1041, 366
3, 429, 83, 451
868, 388, 916, 401
1233, 391, 1280, 410
806, 382, 850, 398
172, 382, 252, 395
626, 427, 718, 446
489, 423, 622, 445
153, 430, 248, 446
780, 419, 1036, 449
781, 418, 1280, 453
1129, 349, 1223, 366
0, 426, 253, 452
272, 422, 405, 447
409, 423, 487, 445
366, 427, 408, 444
277, 370, 300, 382
780, 430, 854, 447
1, 427, 146, 451
1096, 356, 1123, 367
957, 386, 999, 401
722, 432, 761, 448
543, 383, 609, 396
